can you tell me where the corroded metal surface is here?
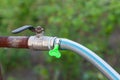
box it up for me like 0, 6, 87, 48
0, 36, 29, 48
0, 36, 29, 79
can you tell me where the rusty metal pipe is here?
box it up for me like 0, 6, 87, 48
0, 36, 29, 80
0, 36, 29, 48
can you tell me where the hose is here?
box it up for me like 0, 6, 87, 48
60, 38, 120, 80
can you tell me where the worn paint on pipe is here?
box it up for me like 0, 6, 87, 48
0, 36, 29, 48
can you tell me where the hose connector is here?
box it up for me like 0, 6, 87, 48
28, 36, 56, 50
49, 38, 61, 58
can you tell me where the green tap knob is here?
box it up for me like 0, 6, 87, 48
49, 44, 61, 58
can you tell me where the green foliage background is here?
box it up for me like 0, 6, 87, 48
0, 0, 120, 80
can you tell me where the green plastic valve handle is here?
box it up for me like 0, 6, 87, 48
49, 44, 61, 58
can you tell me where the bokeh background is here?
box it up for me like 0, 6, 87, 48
0, 0, 120, 80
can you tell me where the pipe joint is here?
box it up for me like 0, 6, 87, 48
28, 36, 56, 50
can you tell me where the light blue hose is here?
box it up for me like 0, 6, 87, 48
60, 38, 120, 80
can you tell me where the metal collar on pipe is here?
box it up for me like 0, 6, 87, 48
28, 36, 56, 50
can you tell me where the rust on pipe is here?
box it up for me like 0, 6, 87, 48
0, 36, 29, 48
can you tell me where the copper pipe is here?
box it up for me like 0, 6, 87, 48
0, 36, 29, 79
0, 36, 29, 48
